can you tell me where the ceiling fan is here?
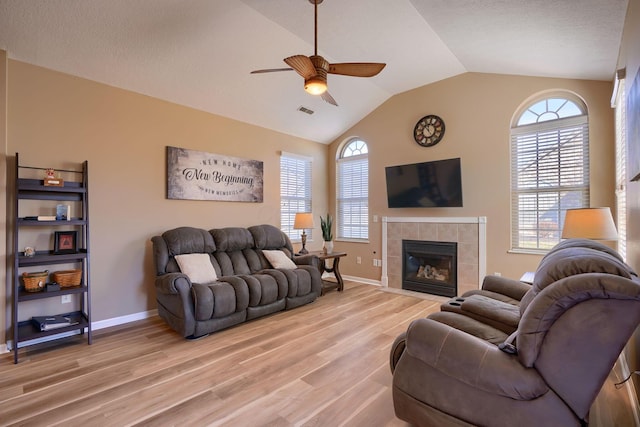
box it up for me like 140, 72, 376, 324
250, 0, 386, 106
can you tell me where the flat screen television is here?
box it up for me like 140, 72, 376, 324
385, 158, 463, 208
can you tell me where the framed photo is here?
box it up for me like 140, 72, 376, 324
53, 231, 78, 254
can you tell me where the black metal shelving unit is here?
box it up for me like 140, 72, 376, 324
12, 153, 92, 363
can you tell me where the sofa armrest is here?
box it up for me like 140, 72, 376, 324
481, 275, 531, 301
155, 272, 192, 295
294, 254, 319, 268
404, 318, 548, 400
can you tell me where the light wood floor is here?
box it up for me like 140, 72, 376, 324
0, 281, 636, 426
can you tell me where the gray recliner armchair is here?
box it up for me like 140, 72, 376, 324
390, 241, 640, 426
435, 239, 636, 343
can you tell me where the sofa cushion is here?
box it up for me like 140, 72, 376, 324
249, 224, 295, 263
543, 238, 625, 263
163, 227, 216, 255
175, 253, 218, 284
263, 250, 297, 269
441, 294, 519, 334
520, 246, 634, 314
250, 224, 291, 249
210, 227, 254, 252
191, 281, 243, 320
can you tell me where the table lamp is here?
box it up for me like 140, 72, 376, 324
561, 207, 618, 240
293, 212, 314, 254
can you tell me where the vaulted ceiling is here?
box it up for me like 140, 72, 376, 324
0, 0, 628, 143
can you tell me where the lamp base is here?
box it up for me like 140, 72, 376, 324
298, 231, 309, 254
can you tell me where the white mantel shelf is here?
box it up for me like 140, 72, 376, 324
381, 216, 487, 294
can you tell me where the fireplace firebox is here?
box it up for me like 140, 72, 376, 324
402, 240, 457, 297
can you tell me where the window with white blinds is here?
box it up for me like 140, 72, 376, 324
337, 139, 369, 241
511, 97, 589, 251
280, 153, 312, 241
614, 72, 627, 260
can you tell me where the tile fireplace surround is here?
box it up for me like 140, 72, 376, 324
381, 216, 487, 297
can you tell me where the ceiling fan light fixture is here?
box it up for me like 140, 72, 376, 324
304, 76, 327, 95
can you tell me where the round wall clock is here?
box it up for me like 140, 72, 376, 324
414, 115, 445, 147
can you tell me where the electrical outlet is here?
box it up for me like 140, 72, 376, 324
61, 295, 72, 304
377, 259, 382, 267
356, 256, 362, 264
494, 272, 502, 277
373, 215, 378, 223
373, 259, 377, 267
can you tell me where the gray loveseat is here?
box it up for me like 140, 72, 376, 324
152, 224, 322, 338
390, 239, 640, 426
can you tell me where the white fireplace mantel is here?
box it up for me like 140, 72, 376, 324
381, 216, 487, 294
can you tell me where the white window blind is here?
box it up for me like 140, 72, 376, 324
280, 153, 312, 240
614, 74, 627, 260
511, 115, 589, 250
337, 153, 368, 240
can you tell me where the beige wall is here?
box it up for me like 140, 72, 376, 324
328, 72, 615, 282
617, 0, 640, 400
2, 60, 328, 345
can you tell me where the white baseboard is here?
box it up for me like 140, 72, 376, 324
342, 274, 381, 286
91, 309, 158, 331
2, 309, 158, 353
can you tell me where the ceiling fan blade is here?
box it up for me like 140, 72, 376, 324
284, 55, 317, 79
250, 68, 293, 74
321, 91, 338, 106
328, 63, 386, 77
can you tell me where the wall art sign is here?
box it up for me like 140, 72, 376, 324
167, 146, 264, 202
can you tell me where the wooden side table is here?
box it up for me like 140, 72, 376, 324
309, 251, 347, 295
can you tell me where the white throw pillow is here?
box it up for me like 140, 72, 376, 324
175, 253, 218, 284
263, 250, 297, 269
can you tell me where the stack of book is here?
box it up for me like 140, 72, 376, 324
32, 315, 78, 331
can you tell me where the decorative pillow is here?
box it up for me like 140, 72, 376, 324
263, 250, 297, 269
175, 253, 218, 284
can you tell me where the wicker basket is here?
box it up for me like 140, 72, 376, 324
52, 269, 82, 288
22, 270, 48, 292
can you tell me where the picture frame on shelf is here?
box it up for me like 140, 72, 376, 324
53, 231, 78, 254
56, 204, 71, 220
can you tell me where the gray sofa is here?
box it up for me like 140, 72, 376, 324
390, 239, 640, 426
151, 224, 322, 338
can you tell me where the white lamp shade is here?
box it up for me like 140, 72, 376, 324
293, 212, 314, 229
561, 207, 618, 240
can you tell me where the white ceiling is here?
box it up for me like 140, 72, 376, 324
0, 0, 628, 144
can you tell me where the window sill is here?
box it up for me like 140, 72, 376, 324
336, 238, 370, 244
508, 248, 548, 256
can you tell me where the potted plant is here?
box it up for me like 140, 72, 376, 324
320, 213, 334, 254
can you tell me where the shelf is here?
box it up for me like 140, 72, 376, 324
18, 285, 87, 302
16, 311, 89, 343
18, 250, 87, 267
18, 179, 85, 201
18, 218, 86, 226
18, 178, 86, 192
13, 154, 91, 363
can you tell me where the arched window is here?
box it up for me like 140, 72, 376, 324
337, 138, 369, 241
511, 95, 589, 251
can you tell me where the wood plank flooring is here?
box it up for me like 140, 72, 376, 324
0, 281, 636, 426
